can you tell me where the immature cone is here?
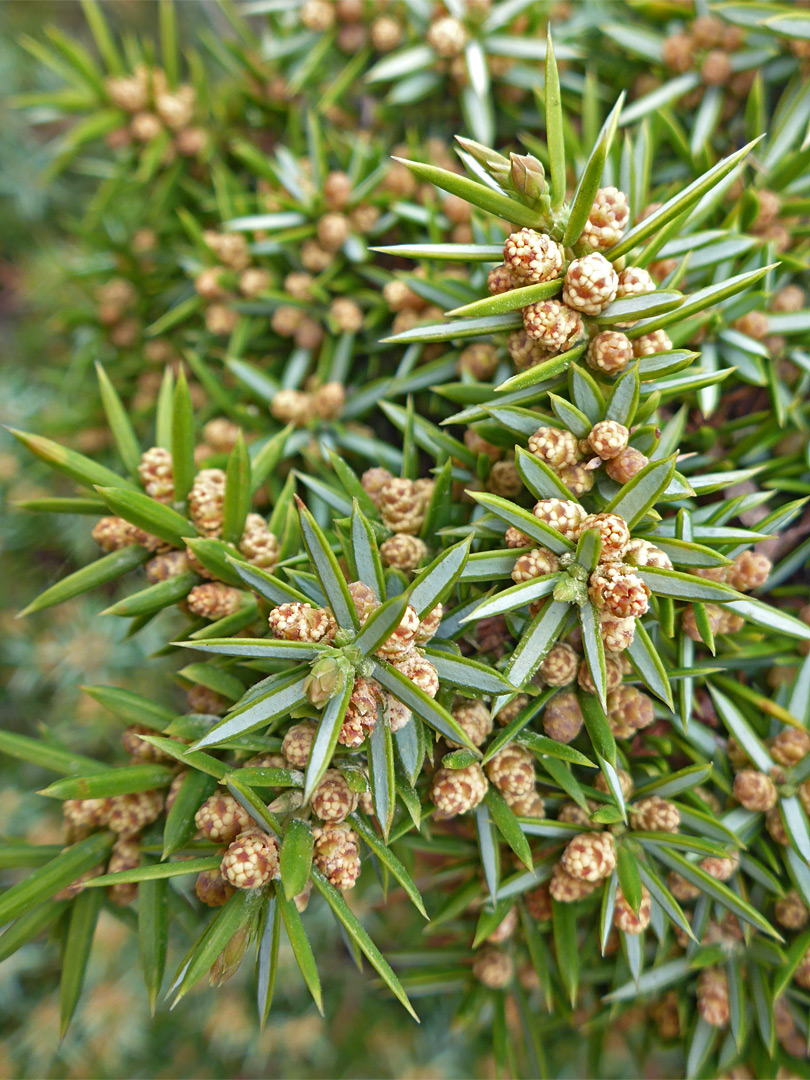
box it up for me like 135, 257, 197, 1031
542, 691, 583, 743
485, 746, 535, 796
195, 793, 251, 844
281, 721, 318, 767
495, 695, 529, 726
770, 728, 810, 768
130, 112, 162, 143
525, 884, 553, 921
107, 790, 163, 836
458, 342, 499, 379
187, 582, 242, 620
239, 268, 270, 298
559, 803, 594, 831
624, 538, 672, 570
523, 300, 584, 352
607, 686, 654, 732
561, 832, 617, 883
532, 498, 586, 539
330, 297, 363, 333
549, 862, 597, 902
606, 448, 648, 484
347, 581, 380, 624
380, 534, 427, 571
581, 187, 629, 251
503, 229, 564, 285
317, 212, 350, 252
361, 467, 394, 507
54, 864, 106, 901
63, 798, 112, 837
613, 886, 651, 934
700, 852, 739, 882
795, 947, 810, 990
773, 284, 806, 313
682, 603, 721, 643
383, 693, 411, 735
375, 605, 420, 659
449, 699, 493, 748
371, 14, 402, 51
145, 550, 190, 583
312, 825, 361, 890
430, 764, 488, 816
338, 678, 381, 747
599, 613, 636, 652
775, 890, 809, 931
268, 602, 334, 643
588, 420, 629, 461
667, 871, 700, 902
395, 649, 439, 697
188, 468, 226, 536
323, 169, 352, 210
527, 426, 578, 469
106, 74, 149, 113
206, 303, 239, 336
590, 564, 650, 619
465, 428, 502, 461
557, 463, 594, 497
697, 968, 730, 1027
596, 767, 633, 800
487, 906, 519, 944
379, 478, 432, 535
579, 656, 623, 696
221, 829, 279, 889
243, 753, 286, 770
563, 253, 618, 315
92, 516, 145, 552
270, 387, 310, 425
310, 769, 359, 823
427, 15, 467, 57
727, 550, 771, 591
733, 769, 778, 812
487, 461, 522, 498
632, 329, 672, 356
630, 796, 679, 833
196, 868, 235, 907
539, 643, 579, 687
238, 514, 279, 570
472, 948, 514, 989
312, 382, 345, 420
487, 264, 515, 295
505, 789, 545, 818
138, 447, 174, 502
415, 603, 443, 645
507, 330, 548, 371
511, 547, 559, 583
107, 838, 141, 906
121, 724, 169, 762
616, 266, 655, 298
579, 513, 631, 561
586, 331, 633, 374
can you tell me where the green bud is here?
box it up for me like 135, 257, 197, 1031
209, 922, 251, 986
268, 790, 304, 814
304, 655, 348, 707
455, 135, 510, 179
510, 153, 547, 203
553, 576, 588, 606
